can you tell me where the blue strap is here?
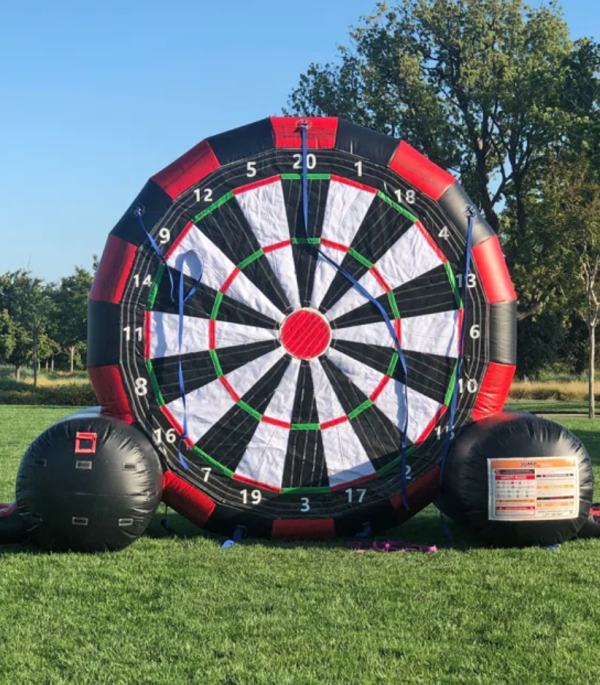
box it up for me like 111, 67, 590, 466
439, 208, 475, 484
222, 525, 246, 549
134, 205, 176, 303
438, 208, 475, 543
298, 122, 411, 507
176, 259, 203, 469
134, 205, 203, 471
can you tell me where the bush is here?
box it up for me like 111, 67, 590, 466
0, 382, 97, 406
509, 381, 598, 402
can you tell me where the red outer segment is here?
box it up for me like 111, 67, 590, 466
165, 221, 194, 261
233, 176, 280, 195
472, 236, 517, 304
416, 405, 447, 444
330, 174, 377, 194
89, 236, 137, 304
232, 474, 281, 493
472, 362, 516, 421
271, 117, 338, 149
390, 467, 440, 521
88, 365, 134, 424
162, 471, 216, 528
151, 139, 220, 199
272, 518, 336, 540
389, 142, 456, 201
330, 472, 377, 491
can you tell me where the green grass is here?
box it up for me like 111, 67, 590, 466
2, 406, 600, 684
506, 400, 595, 414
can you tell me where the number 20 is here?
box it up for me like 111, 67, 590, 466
292, 153, 316, 170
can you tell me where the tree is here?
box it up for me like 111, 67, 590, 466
51, 268, 93, 373
285, 0, 600, 320
0, 310, 16, 365
0, 271, 55, 386
532, 153, 600, 418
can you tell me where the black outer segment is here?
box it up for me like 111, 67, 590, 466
336, 119, 400, 167
208, 118, 274, 164
109, 180, 173, 246
87, 300, 120, 367
121, 149, 488, 526
437, 183, 495, 248
105, 118, 514, 538
490, 300, 517, 365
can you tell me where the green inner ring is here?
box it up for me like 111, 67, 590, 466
144, 176, 461, 489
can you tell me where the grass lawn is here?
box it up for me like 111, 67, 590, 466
506, 400, 596, 415
2, 407, 600, 684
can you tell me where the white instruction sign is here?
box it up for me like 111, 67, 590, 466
488, 457, 579, 521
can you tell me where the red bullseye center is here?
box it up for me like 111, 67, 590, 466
280, 309, 332, 359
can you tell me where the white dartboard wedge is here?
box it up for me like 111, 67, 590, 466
310, 180, 376, 308
325, 224, 443, 322
333, 310, 460, 358
236, 181, 302, 310
234, 360, 301, 489
148, 312, 278, 360
167, 224, 284, 322
165, 347, 286, 444
325, 347, 442, 443
309, 359, 376, 487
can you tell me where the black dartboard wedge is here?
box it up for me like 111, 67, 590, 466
88, 117, 517, 539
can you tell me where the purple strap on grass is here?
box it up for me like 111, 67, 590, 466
348, 540, 437, 554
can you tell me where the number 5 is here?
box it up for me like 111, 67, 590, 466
247, 162, 257, 178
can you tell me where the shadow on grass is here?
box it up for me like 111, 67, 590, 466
145, 506, 484, 552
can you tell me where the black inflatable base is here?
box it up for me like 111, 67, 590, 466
438, 411, 594, 547
16, 410, 164, 552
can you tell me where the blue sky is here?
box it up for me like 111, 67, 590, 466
0, 0, 597, 281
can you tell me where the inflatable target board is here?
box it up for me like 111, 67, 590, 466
88, 117, 517, 539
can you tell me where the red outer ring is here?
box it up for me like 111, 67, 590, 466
152, 139, 220, 200
271, 116, 338, 149
89, 236, 137, 305
389, 141, 456, 201
88, 116, 518, 539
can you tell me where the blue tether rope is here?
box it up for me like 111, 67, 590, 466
439, 207, 475, 485
298, 122, 411, 507
135, 205, 203, 470
438, 207, 475, 542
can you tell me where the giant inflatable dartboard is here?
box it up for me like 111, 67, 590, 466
88, 118, 517, 539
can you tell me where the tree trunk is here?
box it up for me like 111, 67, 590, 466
32, 329, 38, 389
45, 360, 49, 371
15, 366, 21, 382
590, 325, 596, 420
70, 346, 75, 374
51, 356, 55, 372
